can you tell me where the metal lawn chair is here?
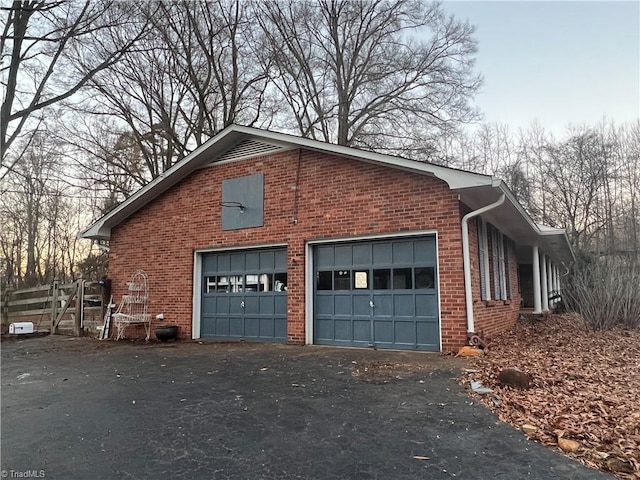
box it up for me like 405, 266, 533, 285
112, 270, 151, 340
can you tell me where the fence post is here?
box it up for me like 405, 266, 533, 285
100, 278, 112, 321
0, 282, 8, 331
74, 279, 84, 337
51, 280, 59, 335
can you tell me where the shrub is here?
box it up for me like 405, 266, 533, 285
564, 256, 640, 330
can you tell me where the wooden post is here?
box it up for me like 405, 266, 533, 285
0, 277, 9, 332
100, 278, 112, 320
51, 280, 59, 334
74, 279, 84, 337
0, 283, 7, 331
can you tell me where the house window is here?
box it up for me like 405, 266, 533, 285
479, 219, 512, 301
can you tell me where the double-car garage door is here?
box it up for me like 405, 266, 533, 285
200, 236, 440, 350
313, 237, 440, 351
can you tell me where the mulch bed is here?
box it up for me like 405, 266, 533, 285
459, 313, 640, 479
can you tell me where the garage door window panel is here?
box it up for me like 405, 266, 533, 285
334, 270, 351, 290
274, 272, 287, 291
415, 267, 435, 289
353, 271, 369, 289
373, 269, 391, 290
393, 268, 413, 289
317, 271, 333, 290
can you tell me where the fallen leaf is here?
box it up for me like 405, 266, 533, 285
458, 313, 640, 479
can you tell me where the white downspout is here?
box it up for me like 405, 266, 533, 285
461, 193, 506, 337
541, 253, 549, 311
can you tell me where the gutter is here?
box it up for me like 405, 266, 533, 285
461, 193, 506, 339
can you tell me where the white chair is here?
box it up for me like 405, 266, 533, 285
112, 270, 151, 340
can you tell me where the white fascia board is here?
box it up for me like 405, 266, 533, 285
460, 179, 574, 263
494, 181, 575, 263
496, 180, 539, 234
230, 126, 494, 189
538, 228, 575, 264
78, 222, 110, 241
78, 127, 244, 240
79, 125, 494, 240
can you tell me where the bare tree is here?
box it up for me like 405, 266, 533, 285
255, 0, 481, 155
0, 0, 146, 168
621, 121, 640, 254
79, 0, 272, 181
0, 132, 90, 286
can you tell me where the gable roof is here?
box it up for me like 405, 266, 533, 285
79, 124, 574, 264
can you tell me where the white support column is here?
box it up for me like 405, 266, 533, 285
549, 263, 556, 307
556, 265, 561, 296
541, 253, 549, 311
550, 260, 556, 307
532, 245, 542, 314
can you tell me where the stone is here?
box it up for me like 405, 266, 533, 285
521, 424, 538, 435
557, 437, 580, 453
497, 368, 531, 389
456, 346, 484, 357
604, 457, 635, 474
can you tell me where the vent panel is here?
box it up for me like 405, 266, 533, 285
214, 139, 285, 164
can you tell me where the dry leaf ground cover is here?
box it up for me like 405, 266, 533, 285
459, 313, 640, 479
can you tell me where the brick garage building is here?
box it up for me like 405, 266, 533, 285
81, 125, 573, 352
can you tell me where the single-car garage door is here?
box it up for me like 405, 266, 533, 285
314, 237, 439, 351
201, 248, 287, 341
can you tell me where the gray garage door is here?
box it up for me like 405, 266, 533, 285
201, 248, 287, 341
314, 237, 439, 351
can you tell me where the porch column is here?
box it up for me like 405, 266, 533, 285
532, 245, 542, 314
541, 253, 549, 311
556, 265, 561, 296
549, 263, 556, 307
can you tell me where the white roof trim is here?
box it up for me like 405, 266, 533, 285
78, 124, 574, 264
228, 126, 494, 189
79, 125, 493, 240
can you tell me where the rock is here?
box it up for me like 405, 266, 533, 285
521, 424, 538, 435
557, 437, 580, 453
497, 368, 531, 389
604, 457, 634, 474
456, 346, 484, 357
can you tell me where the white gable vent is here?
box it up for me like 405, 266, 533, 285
212, 139, 287, 164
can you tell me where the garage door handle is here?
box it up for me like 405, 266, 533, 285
240, 301, 245, 309
369, 301, 375, 308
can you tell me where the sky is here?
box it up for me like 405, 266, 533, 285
442, 1, 640, 135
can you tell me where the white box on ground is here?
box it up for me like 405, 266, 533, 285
9, 322, 34, 334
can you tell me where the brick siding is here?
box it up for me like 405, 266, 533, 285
466, 216, 522, 342
108, 148, 515, 351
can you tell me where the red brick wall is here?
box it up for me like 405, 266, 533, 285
466, 215, 522, 341
108, 148, 471, 350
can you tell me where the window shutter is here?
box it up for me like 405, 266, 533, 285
491, 226, 501, 299
498, 233, 507, 300
478, 218, 489, 300
505, 238, 514, 300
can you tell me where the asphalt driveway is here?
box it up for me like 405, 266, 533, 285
1, 336, 612, 480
